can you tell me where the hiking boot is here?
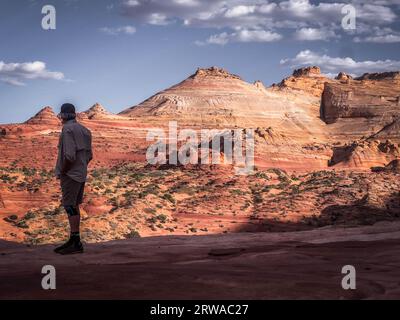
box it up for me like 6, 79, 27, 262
57, 240, 84, 255
54, 238, 74, 253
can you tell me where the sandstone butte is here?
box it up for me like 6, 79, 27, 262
1, 66, 399, 171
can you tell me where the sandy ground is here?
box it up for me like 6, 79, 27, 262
1, 221, 400, 300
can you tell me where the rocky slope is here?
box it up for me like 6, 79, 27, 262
1, 163, 399, 244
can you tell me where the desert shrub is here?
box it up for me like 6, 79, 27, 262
144, 207, 157, 214
125, 230, 141, 238
230, 189, 246, 196
3, 215, 18, 223
162, 193, 175, 204
253, 192, 263, 204
16, 220, 29, 229
157, 214, 168, 223
146, 214, 167, 224
139, 184, 160, 198
0, 174, 11, 182
24, 211, 36, 220
255, 171, 270, 180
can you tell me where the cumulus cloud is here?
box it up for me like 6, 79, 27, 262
196, 29, 282, 45
100, 25, 136, 35
354, 27, 400, 43
0, 61, 65, 86
120, 0, 399, 44
294, 27, 340, 41
280, 50, 400, 76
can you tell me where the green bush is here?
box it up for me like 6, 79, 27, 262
125, 230, 141, 238
162, 193, 176, 204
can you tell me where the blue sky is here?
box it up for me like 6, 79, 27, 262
1, 0, 400, 124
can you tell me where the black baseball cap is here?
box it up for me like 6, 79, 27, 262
60, 103, 76, 114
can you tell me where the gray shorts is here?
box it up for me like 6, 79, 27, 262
60, 175, 85, 206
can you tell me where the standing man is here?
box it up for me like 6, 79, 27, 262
54, 103, 92, 255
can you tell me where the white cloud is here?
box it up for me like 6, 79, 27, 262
125, 0, 140, 6
355, 34, 400, 43
294, 27, 340, 41
280, 50, 400, 76
356, 4, 397, 23
354, 27, 400, 43
204, 32, 230, 45
236, 29, 282, 42
173, 0, 199, 6
225, 5, 256, 18
197, 29, 282, 45
120, 0, 399, 43
0, 61, 65, 86
148, 13, 170, 25
122, 0, 398, 26
1, 78, 26, 86
100, 25, 136, 35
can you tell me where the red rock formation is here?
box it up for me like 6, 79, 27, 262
275, 66, 334, 97
335, 72, 352, 81
119, 66, 325, 136
1, 66, 399, 173
321, 73, 400, 125
292, 66, 321, 77
81, 103, 112, 119
24, 106, 60, 126
329, 139, 400, 169
385, 159, 400, 172
356, 71, 400, 81
372, 159, 400, 173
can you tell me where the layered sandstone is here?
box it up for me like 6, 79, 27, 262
2, 66, 400, 173
372, 159, 400, 173
24, 106, 60, 126
120, 66, 325, 139
80, 103, 122, 120
274, 66, 334, 97
321, 73, 400, 128
335, 72, 352, 81
329, 139, 400, 169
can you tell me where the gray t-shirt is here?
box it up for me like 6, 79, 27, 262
55, 119, 93, 183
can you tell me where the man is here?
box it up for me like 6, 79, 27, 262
54, 103, 92, 255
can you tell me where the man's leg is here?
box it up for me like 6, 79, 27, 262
54, 205, 83, 254
66, 205, 80, 233
55, 176, 84, 254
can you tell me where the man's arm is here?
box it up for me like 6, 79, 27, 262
61, 129, 77, 173
88, 130, 93, 163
